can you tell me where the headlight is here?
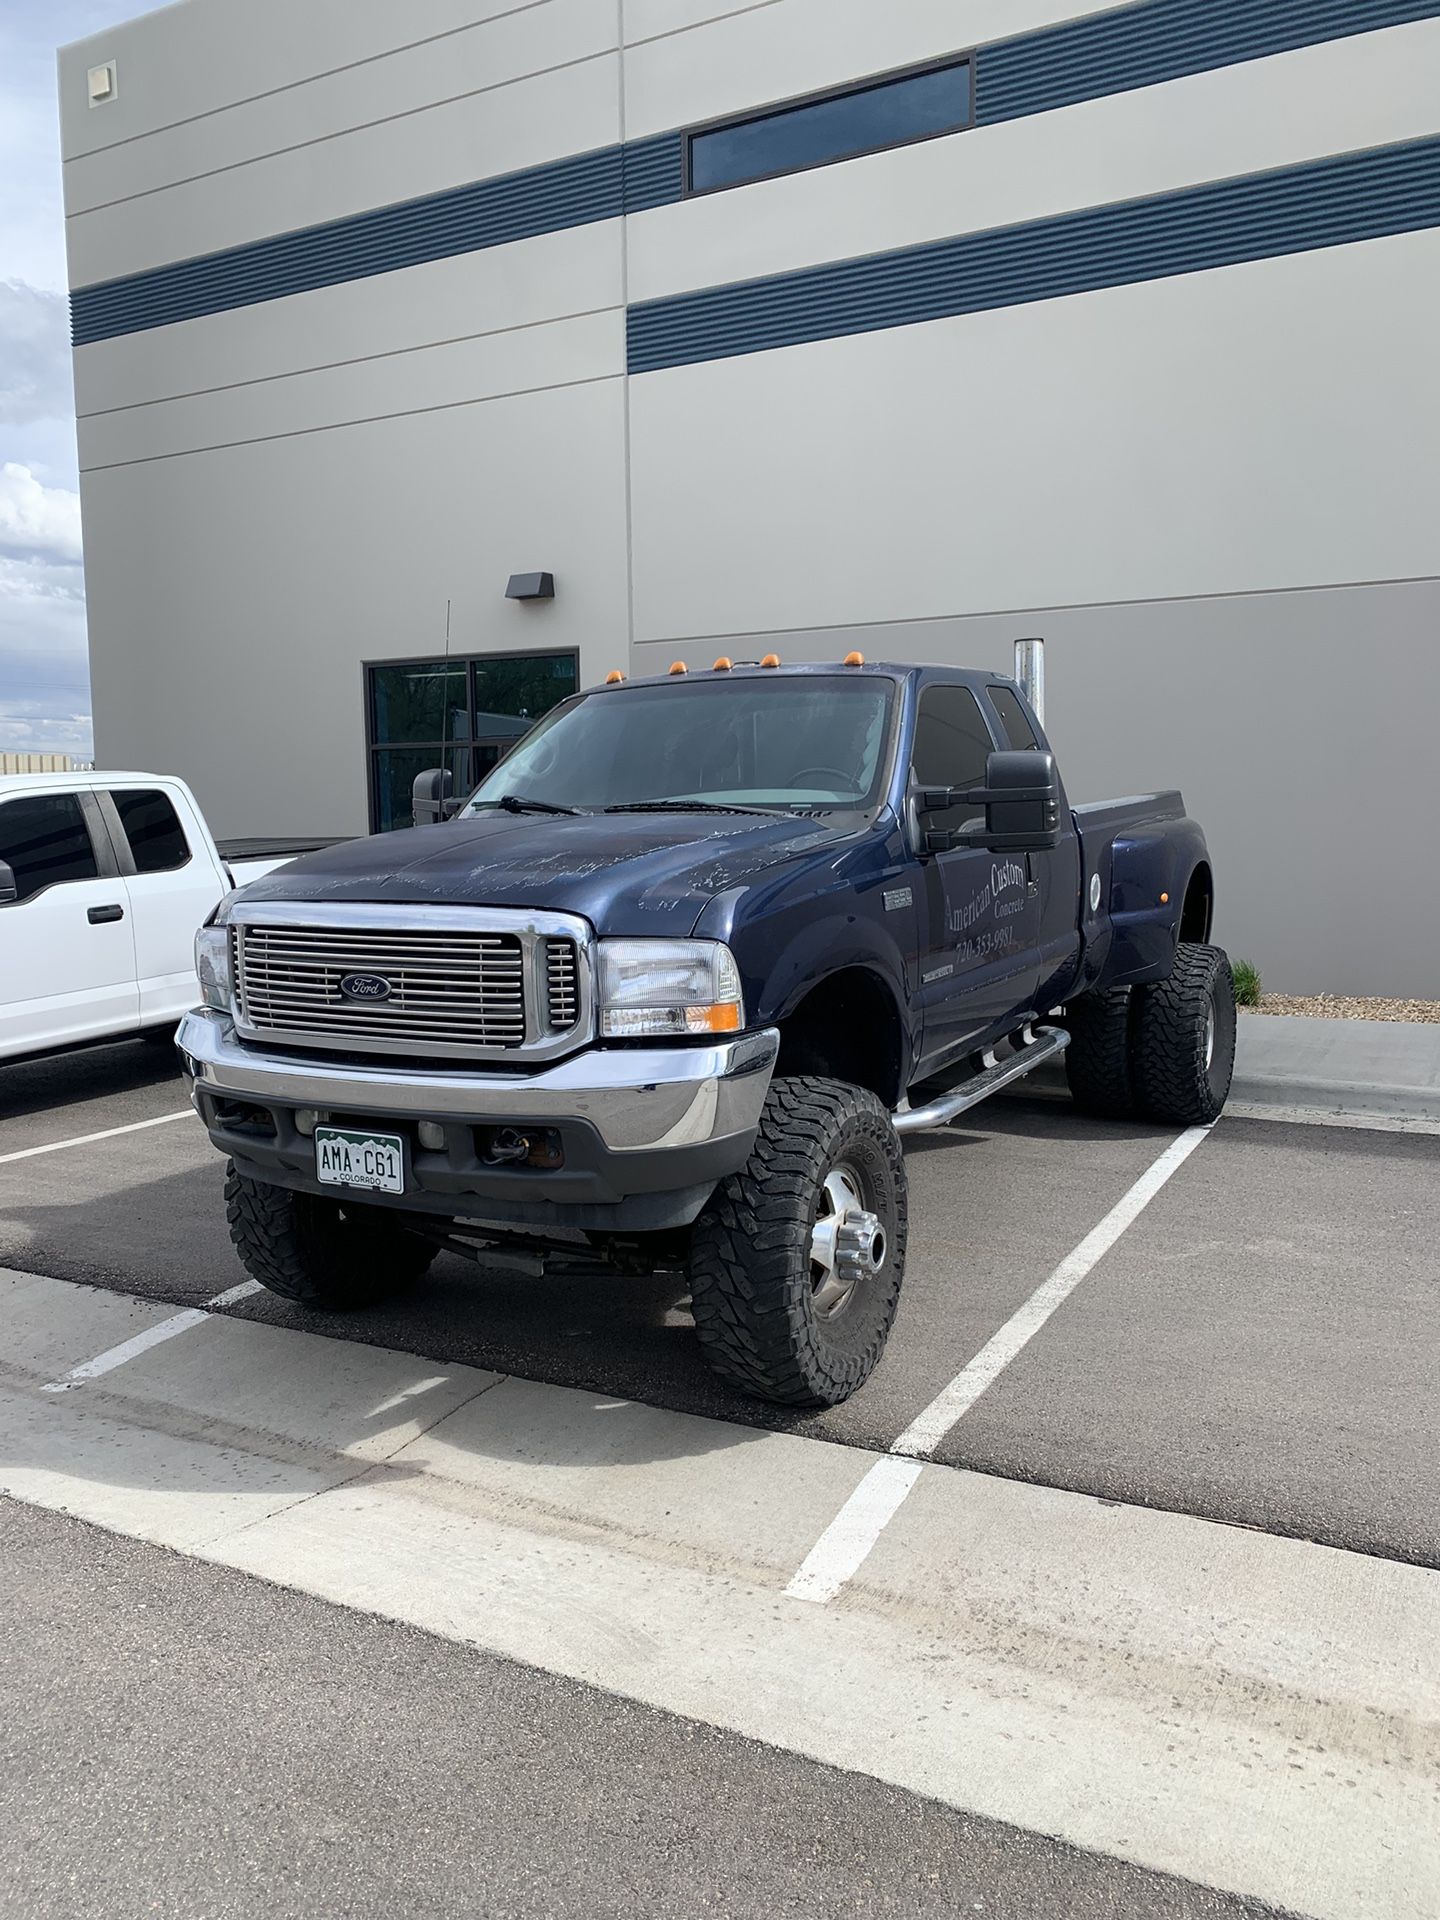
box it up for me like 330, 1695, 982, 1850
195, 924, 233, 1011
597, 939, 743, 1038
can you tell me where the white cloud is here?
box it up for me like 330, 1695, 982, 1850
0, 467, 90, 754
0, 280, 74, 426
0, 553, 92, 756
0, 2, 122, 756
0, 461, 82, 563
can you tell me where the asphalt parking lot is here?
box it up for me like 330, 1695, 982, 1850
3, 1034, 1437, 1568
3, 1037, 1438, 1920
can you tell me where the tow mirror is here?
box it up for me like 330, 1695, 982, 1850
918, 750, 1062, 854
0, 859, 16, 904
411, 767, 461, 827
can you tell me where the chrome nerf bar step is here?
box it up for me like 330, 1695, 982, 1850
892, 1024, 1070, 1136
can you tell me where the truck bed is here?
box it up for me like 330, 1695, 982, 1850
1071, 792, 1184, 838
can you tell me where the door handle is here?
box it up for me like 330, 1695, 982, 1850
88, 903, 124, 924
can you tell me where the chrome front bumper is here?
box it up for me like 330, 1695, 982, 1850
177, 1010, 778, 1154
176, 1010, 778, 1231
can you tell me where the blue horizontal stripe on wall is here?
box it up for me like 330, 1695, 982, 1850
70, 0, 1440, 345
70, 135, 686, 346
626, 136, 1440, 373
976, 0, 1440, 124
623, 132, 686, 214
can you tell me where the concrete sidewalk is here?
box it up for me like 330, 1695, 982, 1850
4, 1265, 1438, 1920
1233, 1014, 1440, 1127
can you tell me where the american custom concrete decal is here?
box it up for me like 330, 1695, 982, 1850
943, 861, 1027, 964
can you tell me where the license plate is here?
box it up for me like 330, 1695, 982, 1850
314, 1126, 405, 1195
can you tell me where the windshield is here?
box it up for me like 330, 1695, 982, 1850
465, 675, 896, 814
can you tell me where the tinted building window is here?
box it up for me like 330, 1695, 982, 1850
688, 57, 972, 195
111, 788, 191, 873
0, 793, 100, 903
912, 685, 995, 835
987, 685, 1039, 750
366, 652, 579, 831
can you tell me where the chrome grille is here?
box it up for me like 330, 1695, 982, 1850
545, 938, 579, 1032
232, 918, 581, 1062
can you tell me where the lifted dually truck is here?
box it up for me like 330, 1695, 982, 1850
178, 658, 1234, 1408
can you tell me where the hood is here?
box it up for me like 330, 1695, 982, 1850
233, 808, 857, 937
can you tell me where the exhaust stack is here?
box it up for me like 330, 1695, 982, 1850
1014, 637, 1045, 725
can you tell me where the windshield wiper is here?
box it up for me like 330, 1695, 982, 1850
491, 793, 582, 816
603, 799, 788, 818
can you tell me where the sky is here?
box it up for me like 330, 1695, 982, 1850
0, 0, 137, 759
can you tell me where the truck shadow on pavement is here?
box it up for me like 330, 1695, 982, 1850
906, 1092, 1180, 1153
0, 1035, 184, 1125
1, 1093, 1192, 1462
2, 1164, 798, 1455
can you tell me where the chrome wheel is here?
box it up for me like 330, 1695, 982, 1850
808, 1162, 886, 1319
1204, 1002, 1216, 1073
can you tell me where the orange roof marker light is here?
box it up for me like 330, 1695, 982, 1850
759, 653, 781, 669
668, 660, 688, 675
712, 656, 733, 671
843, 650, 866, 667
605, 669, 625, 684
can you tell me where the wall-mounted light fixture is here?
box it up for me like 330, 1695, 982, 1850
88, 61, 117, 105
505, 572, 554, 601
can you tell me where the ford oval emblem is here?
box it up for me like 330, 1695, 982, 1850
339, 972, 393, 1002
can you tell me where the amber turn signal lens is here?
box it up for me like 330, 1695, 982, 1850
712, 656, 733, 671
843, 650, 865, 666
698, 1003, 742, 1033
605, 669, 625, 684
1160, 891, 1170, 904
668, 661, 688, 675
759, 653, 781, 668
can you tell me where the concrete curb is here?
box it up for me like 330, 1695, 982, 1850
1233, 1014, 1440, 1129
1229, 1075, 1440, 1125
1015, 1017, 1440, 1131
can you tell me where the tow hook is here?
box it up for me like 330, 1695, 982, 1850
484, 1128, 533, 1165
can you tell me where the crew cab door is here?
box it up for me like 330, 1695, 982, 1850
984, 683, 1082, 1006
910, 683, 1041, 1073
98, 784, 226, 1029
0, 788, 138, 1058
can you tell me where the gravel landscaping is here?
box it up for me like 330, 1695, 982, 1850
1244, 995, 1440, 1023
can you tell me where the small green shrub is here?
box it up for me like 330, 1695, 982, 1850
1232, 958, 1261, 1007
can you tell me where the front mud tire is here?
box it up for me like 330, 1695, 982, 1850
687, 1076, 907, 1408
224, 1167, 437, 1309
1132, 943, 1236, 1126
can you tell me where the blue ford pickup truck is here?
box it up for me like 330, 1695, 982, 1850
178, 659, 1233, 1406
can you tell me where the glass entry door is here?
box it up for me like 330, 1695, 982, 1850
366, 651, 578, 830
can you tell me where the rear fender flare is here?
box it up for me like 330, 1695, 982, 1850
1103, 819, 1210, 988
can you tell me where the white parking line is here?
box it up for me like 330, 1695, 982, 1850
0, 1109, 194, 1166
785, 1455, 923, 1602
207, 1281, 265, 1309
39, 1279, 263, 1394
893, 1124, 1212, 1458
787, 1125, 1213, 1603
